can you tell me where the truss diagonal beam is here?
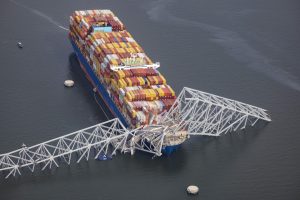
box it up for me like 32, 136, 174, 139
0, 118, 169, 179
160, 87, 271, 136
0, 87, 271, 179
0, 118, 131, 179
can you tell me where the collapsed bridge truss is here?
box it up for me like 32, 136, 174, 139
0, 88, 271, 179
161, 87, 271, 136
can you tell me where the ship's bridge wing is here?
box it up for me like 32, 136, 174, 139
160, 87, 271, 136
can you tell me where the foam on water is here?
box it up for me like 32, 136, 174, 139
10, 0, 69, 31
147, 0, 300, 92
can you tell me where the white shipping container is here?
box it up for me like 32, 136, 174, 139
96, 39, 104, 46
112, 54, 119, 59
126, 37, 135, 43
137, 53, 146, 58
101, 63, 106, 70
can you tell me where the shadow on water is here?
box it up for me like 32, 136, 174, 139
68, 52, 113, 120
0, 121, 270, 186
185, 120, 270, 169
126, 145, 189, 175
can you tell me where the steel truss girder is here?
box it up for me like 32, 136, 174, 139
128, 125, 166, 157
0, 118, 131, 179
0, 118, 168, 179
0, 87, 271, 179
160, 87, 271, 136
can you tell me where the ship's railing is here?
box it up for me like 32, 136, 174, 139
110, 62, 160, 71
160, 87, 271, 136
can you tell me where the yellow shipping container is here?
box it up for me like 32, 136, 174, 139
122, 79, 127, 87
116, 32, 122, 38
144, 90, 150, 98
116, 70, 125, 79
118, 48, 126, 53
130, 42, 137, 47
128, 43, 134, 48
75, 16, 80, 23
137, 77, 145, 85
125, 48, 132, 53
126, 78, 132, 86
115, 48, 121, 54
110, 79, 118, 91
169, 86, 175, 96
117, 79, 126, 88
96, 47, 101, 54
112, 43, 120, 48
110, 48, 117, 54
123, 97, 129, 105
160, 75, 167, 84
104, 78, 110, 85
90, 37, 95, 44
132, 110, 137, 118
100, 44, 107, 49
94, 58, 101, 68
107, 43, 114, 49
157, 88, 164, 97
111, 32, 117, 38
152, 76, 158, 85
127, 32, 133, 38
119, 42, 127, 48
110, 59, 118, 65
111, 79, 117, 86
126, 91, 133, 101
150, 89, 156, 98
130, 48, 136, 53
145, 57, 153, 64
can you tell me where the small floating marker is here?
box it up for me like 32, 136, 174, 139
64, 80, 74, 87
17, 42, 23, 48
187, 185, 199, 195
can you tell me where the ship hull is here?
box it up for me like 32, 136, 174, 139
161, 145, 181, 155
70, 37, 180, 155
70, 37, 129, 127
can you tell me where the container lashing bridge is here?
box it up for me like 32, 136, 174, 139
0, 87, 271, 179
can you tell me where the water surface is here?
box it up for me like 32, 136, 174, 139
0, 0, 299, 199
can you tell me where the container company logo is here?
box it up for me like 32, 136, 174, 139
122, 53, 146, 67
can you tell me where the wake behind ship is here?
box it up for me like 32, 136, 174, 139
69, 10, 188, 155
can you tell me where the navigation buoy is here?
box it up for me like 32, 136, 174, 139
187, 185, 199, 195
64, 80, 74, 87
17, 42, 23, 48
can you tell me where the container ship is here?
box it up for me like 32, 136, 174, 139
69, 10, 187, 155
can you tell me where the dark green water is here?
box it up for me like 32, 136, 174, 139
0, 0, 299, 199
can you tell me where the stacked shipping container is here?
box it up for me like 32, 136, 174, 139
69, 10, 176, 128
